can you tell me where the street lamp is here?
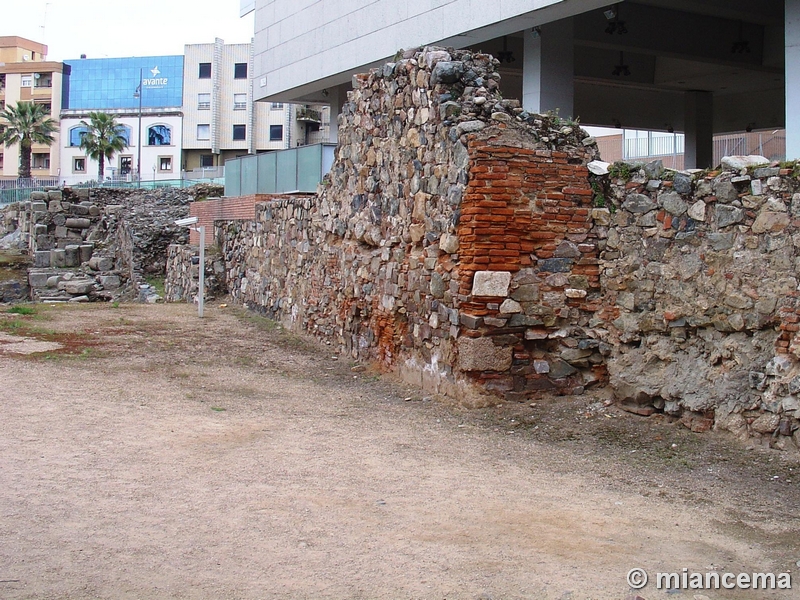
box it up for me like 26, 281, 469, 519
133, 68, 143, 188
175, 216, 205, 318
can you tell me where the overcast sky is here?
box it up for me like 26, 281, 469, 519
2, 0, 254, 61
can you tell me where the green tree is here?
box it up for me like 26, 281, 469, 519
0, 101, 57, 179
78, 112, 129, 181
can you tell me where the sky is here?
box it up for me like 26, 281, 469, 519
2, 0, 255, 61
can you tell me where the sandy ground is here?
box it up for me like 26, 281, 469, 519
0, 302, 798, 600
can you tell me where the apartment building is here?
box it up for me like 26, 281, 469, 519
182, 38, 330, 176
0, 37, 65, 180
59, 56, 184, 184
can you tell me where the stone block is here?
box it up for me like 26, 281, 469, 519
457, 336, 513, 372
659, 191, 688, 215
30, 201, 47, 212
65, 217, 91, 229
50, 249, 66, 268
459, 313, 483, 329
751, 211, 790, 234
47, 190, 63, 201
88, 256, 113, 271
79, 244, 94, 263
28, 271, 50, 288
34, 251, 51, 267
499, 299, 522, 314
60, 279, 95, 295
714, 205, 744, 228
471, 271, 511, 297
439, 233, 459, 254
623, 193, 656, 213
46, 276, 61, 288
64, 245, 81, 267
99, 275, 121, 289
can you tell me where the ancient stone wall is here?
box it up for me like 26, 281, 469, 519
592, 158, 800, 447
165, 47, 800, 448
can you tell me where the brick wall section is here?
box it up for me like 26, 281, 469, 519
188, 195, 312, 244
455, 133, 606, 398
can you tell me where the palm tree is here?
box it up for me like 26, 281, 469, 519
0, 101, 57, 179
78, 112, 128, 181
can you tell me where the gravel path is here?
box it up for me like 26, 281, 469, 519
1, 303, 798, 599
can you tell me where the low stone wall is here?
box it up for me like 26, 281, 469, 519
163, 244, 226, 303
593, 158, 800, 447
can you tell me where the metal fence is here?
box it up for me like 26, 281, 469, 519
0, 177, 225, 205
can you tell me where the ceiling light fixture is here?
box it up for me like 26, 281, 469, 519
604, 4, 627, 35
612, 51, 631, 77
731, 21, 751, 54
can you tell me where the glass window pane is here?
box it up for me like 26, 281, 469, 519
148, 125, 171, 145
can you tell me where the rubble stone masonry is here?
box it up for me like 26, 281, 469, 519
165, 47, 800, 448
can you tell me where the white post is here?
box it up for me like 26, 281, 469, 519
198, 225, 205, 318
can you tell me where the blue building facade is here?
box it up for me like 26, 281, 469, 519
62, 55, 184, 110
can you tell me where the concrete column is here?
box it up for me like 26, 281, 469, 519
787, 0, 800, 160
684, 91, 714, 169
522, 18, 574, 118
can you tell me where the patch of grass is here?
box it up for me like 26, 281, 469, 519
144, 276, 166, 297
111, 301, 121, 309
8, 305, 36, 315
608, 161, 634, 181
210, 406, 226, 412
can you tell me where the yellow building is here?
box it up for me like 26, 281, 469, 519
0, 36, 65, 180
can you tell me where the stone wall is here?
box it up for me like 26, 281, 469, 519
165, 47, 800, 448
184, 47, 602, 406
188, 194, 280, 245
591, 157, 800, 447
163, 244, 226, 303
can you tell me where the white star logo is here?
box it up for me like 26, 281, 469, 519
150, 66, 160, 77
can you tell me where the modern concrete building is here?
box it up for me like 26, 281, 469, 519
182, 38, 331, 176
59, 56, 184, 184
0, 37, 66, 180
244, 0, 793, 166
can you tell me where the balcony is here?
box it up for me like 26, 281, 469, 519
296, 107, 322, 124
233, 102, 247, 110
198, 102, 210, 110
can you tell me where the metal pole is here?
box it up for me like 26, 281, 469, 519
137, 68, 143, 188
198, 225, 205, 318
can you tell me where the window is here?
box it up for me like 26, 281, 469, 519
234, 63, 247, 79
73, 158, 86, 173
118, 125, 132, 146
21, 75, 32, 88
32, 153, 50, 169
198, 93, 211, 110
69, 126, 88, 147
147, 125, 171, 146
198, 63, 211, 79
158, 156, 173, 172
271, 102, 284, 110
197, 124, 210, 140
269, 125, 283, 142
233, 93, 247, 110
119, 156, 132, 175
233, 124, 246, 141
200, 154, 214, 167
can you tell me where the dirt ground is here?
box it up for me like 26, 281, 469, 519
0, 302, 798, 600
